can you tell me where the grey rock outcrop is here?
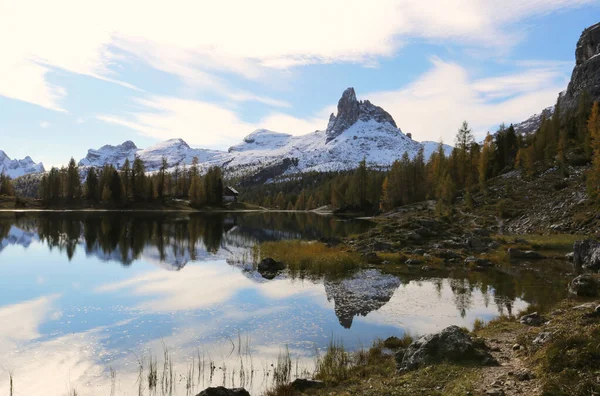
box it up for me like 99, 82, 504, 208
196, 387, 250, 396
573, 239, 600, 270
559, 23, 600, 112
568, 275, 599, 297
326, 87, 398, 142
397, 325, 497, 371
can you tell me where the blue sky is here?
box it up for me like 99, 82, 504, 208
1, 0, 599, 168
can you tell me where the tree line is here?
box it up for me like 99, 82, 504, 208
243, 93, 600, 214
38, 156, 224, 208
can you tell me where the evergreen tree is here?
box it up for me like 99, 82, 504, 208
66, 157, 81, 200
121, 159, 131, 200
85, 167, 100, 202
295, 190, 306, 210
479, 133, 493, 191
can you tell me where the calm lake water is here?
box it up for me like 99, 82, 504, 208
0, 212, 569, 395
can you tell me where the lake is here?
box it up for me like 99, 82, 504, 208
0, 212, 569, 395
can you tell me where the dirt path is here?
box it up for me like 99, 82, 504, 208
476, 330, 541, 396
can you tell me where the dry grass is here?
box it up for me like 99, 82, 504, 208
257, 241, 362, 277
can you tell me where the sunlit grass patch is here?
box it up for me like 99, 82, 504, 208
256, 240, 362, 277
496, 234, 586, 252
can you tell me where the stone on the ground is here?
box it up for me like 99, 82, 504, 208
508, 248, 545, 260
514, 369, 534, 381
364, 251, 382, 264
573, 239, 600, 270
290, 378, 325, 391
485, 388, 505, 396
397, 325, 497, 371
512, 343, 521, 351
196, 387, 250, 396
405, 258, 423, 265
464, 256, 494, 269
568, 275, 599, 297
565, 252, 574, 261
519, 312, 545, 326
533, 331, 553, 345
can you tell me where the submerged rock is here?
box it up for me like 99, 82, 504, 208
196, 387, 250, 396
568, 275, 599, 297
573, 239, 600, 270
257, 257, 285, 280
397, 325, 497, 371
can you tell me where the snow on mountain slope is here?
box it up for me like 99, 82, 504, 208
138, 138, 223, 171
0, 150, 45, 178
78, 140, 140, 168
76, 87, 453, 180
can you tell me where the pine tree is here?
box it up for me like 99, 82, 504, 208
66, 158, 81, 200
295, 190, 306, 210
85, 167, 100, 202
479, 133, 493, 191
455, 121, 475, 189
121, 159, 131, 200
101, 185, 112, 202
275, 192, 286, 209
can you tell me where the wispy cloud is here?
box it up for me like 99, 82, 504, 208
1, 0, 594, 112
366, 58, 567, 142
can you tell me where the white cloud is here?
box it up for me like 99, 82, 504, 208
98, 96, 328, 148
365, 58, 568, 143
39, 121, 50, 129
1, 0, 594, 111
98, 58, 566, 148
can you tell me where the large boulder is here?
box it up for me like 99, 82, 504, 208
397, 325, 497, 371
573, 240, 600, 270
568, 275, 599, 297
290, 378, 325, 391
196, 387, 250, 396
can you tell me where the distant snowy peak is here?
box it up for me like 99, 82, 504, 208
326, 87, 398, 142
79, 138, 226, 172
0, 150, 45, 178
79, 140, 140, 168
514, 106, 554, 136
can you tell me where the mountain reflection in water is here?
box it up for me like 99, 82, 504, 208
0, 212, 569, 395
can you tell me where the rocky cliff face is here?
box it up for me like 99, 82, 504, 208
559, 22, 600, 112
326, 87, 398, 142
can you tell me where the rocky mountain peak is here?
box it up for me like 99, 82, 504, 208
120, 140, 138, 150
576, 23, 600, 66
559, 22, 600, 112
326, 87, 398, 142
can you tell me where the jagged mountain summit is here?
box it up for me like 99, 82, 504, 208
0, 150, 45, 178
80, 138, 223, 171
517, 22, 600, 133
326, 87, 397, 142
558, 22, 600, 112
74, 87, 450, 182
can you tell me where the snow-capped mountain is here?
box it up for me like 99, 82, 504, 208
137, 138, 223, 171
80, 138, 223, 171
75, 87, 451, 180
79, 140, 139, 168
0, 150, 45, 178
513, 106, 554, 136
